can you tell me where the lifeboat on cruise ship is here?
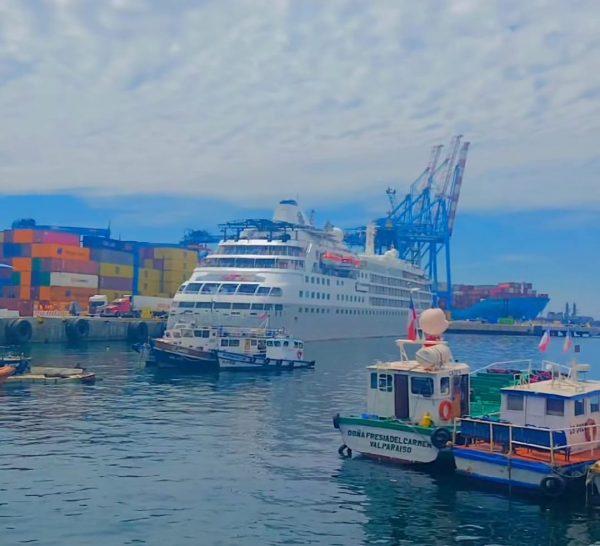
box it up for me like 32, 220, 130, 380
321, 252, 361, 269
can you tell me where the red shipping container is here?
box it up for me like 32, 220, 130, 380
33, 231, 80, 246
0, 298, 33, 316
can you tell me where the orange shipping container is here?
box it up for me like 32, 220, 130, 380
38, 286, 51, 300
19, 286, 31, 300
20, 271, 32, 286
11, 257, 32, 272
12, 229, 35, 244
31, 244, 90, 261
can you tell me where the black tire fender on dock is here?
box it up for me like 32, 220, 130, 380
540, 475, 566, 498
127, 321, 149, 342
6, 319, 33, 344
65, 318, 90, 341
430, 427, 452, 450
333, 413, 340, 429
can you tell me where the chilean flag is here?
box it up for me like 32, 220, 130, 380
408, 295, 418, 341
562, 330, 573, 353
538, 329, 551, 353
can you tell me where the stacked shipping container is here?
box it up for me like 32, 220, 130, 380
0, 227, 200, 315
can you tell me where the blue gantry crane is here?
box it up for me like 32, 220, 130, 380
374, 135, 470, 309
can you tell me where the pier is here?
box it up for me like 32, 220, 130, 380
0, 316, 165, 345
448, 320, 599, 338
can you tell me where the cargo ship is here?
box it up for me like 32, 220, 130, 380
168, 200, 433, 341
450, 282, 549, 322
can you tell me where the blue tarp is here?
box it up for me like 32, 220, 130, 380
460, 419, 567, 449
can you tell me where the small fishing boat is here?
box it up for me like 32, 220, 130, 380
333, 308, 471, 464
141, 323, 315, 371
452, 357, 600, 498
5, 366, 96, 384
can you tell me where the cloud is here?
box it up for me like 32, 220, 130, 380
0, 0, 599, 211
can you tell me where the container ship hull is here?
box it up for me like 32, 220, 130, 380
451, 296, 549, 322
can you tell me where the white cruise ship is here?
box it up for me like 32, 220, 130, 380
168, 200, 432, 341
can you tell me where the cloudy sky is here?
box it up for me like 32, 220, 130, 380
0, 0, 599, 314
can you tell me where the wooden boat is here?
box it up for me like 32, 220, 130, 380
453, 358, 600, 499
5, 366, 96, 384
0, 365, 16, 383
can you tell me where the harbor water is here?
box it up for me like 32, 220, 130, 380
2, 335, 600, 545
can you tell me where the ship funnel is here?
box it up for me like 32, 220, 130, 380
273, 199, 308, 225
365, 223, 376, 255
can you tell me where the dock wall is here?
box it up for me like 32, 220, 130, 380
0, 316, 165, 345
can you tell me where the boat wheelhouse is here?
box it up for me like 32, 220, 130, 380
453, 359, 600, 498
333, 309, 471, 464
168, 200, 432, 341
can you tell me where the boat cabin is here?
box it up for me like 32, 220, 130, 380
499, 363, 600, 453
366, 340, 470, 426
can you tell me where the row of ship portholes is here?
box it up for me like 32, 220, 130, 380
298, 308, 408, 317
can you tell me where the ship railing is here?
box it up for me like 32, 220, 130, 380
471, 359, 572, 386
452, 417, 600, 464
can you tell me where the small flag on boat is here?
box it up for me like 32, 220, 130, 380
562, 330, 573, 353
408, 295, 418, 341
538, 329, 551, 353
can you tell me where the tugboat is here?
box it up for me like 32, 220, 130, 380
333, 308, 470, 464
140, 323, 315, 371
452, 351, 600, 499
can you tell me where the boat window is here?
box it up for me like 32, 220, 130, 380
506, 393, 524, 411
219, 283, 239, 294
370, 372, 378, 389
196, 302, 212, 309
378, 374, 393, 392
274, 341, 281, 347
251, 340, 257, 346
267, 340, 273, 347
256, 286, 271, 296
214, 302, 231, 309
274, 304, 283, 311
182, 330, 194, 337
179, 302, 195, 308
238, 284, 259, 295
411, 377, 433, 396
221, 339, 229, 346
270, 287, 283, 297
283, 341, 289, 347
591, 397, 600, 413
264, 304, 273, 310
177, 284, 186, 293
232, 303, 251, 309
184, 283, 203, 294
546, 398, 564, 417
201, 283, 220, 294
575, 399, 585, 416
229, 339, 240, 347
251, 304, 265, 310
440, 377, 450, 395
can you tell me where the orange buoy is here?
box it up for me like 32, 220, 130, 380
438, 400, 453, 421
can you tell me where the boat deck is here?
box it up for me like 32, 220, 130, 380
457, 441, 600, 467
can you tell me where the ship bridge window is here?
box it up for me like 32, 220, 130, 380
440, 377, 450, 395
214, 302, 231, 310
201, 283, 220, 294
575, 399, 585, 416
256, 286, 271, 296
193, 330, 210, 338
274, 341, 281, 347
221, 339, 240, 347
179, 301, 195, 308
411, 377, 433, 397
233, 303, 251, 310
238, 284, 259, 295
196, 302, 212, 309
546, 398, 564, 417
251, 304, 265, 311
378, 374, 393, 392
283, 341, 289, 347
219, 283, 239, 294
183, 283, 203, 294
270, 287, 283, 297
506, 393, 524, 411
591, 397, 600, 413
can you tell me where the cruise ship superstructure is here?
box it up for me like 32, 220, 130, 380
168, 200, 432, 341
